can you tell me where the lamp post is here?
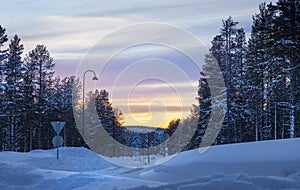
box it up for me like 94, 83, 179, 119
82, 70, 98, 145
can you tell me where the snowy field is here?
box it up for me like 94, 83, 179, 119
1, 138, 300, 190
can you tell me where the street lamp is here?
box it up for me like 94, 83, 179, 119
82, 70, 98, 145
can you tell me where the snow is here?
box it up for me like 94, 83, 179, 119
1, 138, 300, 190
0, 83, 5, 91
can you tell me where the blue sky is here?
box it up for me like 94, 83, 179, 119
0, 0, 275, 128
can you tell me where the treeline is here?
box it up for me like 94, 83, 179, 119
0, 27, 83, 152
1, 0, 299, 154
187, 0, 300, 149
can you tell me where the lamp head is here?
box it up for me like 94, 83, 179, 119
92, 76, 98, 81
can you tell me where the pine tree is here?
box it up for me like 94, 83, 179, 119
26, 45, 54, 149
0, 25, 8, 151
230, 28, 248, 143
22, 51, 37, 151
184, 72, 211, 150
48, 76, 82, 147
3, 34, 24, 151
208, 17, 246, 144
84, 89, 123, 156
44, 76, 58, 149
221, 17, 238, 144
244, 1, 300, 141
201, 52, 227, 145
272, 0, 300, 138
245, 3, 275, 141
60, 76, 82, 146
0, 25, 8, 81
94, 89, 120, 137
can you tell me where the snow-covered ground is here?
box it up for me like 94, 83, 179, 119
1, 138, 300, 190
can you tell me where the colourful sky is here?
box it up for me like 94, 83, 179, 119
0, 0, 275, 128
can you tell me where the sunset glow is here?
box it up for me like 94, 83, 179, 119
110, 79, 198, 128
0, 0, 267, 129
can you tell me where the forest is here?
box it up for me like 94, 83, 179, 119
0, 0, 299, 154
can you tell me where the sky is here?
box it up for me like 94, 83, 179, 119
0, 0, 275, 128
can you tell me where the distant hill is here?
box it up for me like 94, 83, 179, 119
123, 126, 165, 134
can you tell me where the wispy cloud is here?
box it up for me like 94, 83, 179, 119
1, 0, 274, 57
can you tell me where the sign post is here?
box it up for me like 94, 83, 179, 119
51, 122, 65, 159
163, 133, 170, 157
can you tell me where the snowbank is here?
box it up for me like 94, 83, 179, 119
140, 138, 300, 181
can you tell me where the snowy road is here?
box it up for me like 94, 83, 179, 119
1, 138, 300, 190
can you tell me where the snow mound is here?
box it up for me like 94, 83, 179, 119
0, 147, 112, 172
27, 147, 113, 172
140, 138, 300, 183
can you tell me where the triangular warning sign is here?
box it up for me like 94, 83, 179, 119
51, 122, 66, 135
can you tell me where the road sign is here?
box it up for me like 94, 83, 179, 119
52, 135, 64, 147
51, 121, 66, 135
51, 121, 65, 159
